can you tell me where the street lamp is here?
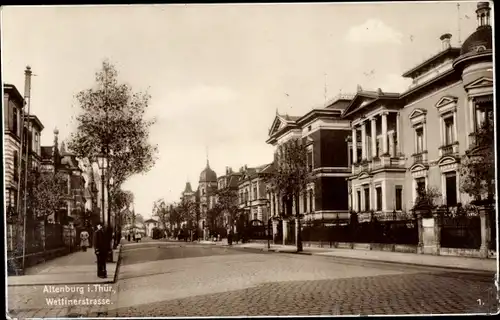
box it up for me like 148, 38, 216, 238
96, 151, 108, 226
266, 200, 271, 250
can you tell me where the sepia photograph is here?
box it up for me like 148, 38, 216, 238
2, 1, 498, 318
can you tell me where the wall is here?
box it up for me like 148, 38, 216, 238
400, 81, 469, 207
320, 130, 350, 167
315, 177, 348, 211
4, 135, 20, 191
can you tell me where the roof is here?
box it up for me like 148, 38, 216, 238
144, 219, 158, 224
3, 83, 24, 106
401, 47, 461, 79
460, 25, 492, 56
27, 115, 44, 131
183, 182, 193, 193
342, 90, 400, 118
199, 160, 217, 182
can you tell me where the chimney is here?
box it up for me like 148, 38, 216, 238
440, 33, 452, 50
476, 2, 491, 28
377, 88, 383, 95
356, 84, 362, 92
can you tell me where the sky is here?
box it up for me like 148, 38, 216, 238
2, 2, 481, 219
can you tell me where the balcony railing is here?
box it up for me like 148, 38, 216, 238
441, 145, 453, 155
412, 152, 427, 164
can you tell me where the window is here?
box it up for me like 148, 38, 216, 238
395, 186, 403, 211
364, 187, 370, 211
357, 190, 361, 212
307, 152, 313, 172
253, 186, 257, 200
445, 172, 457, 207
273, 195, 276, 215
444, 117, 454, 145
357, 148, 362, 161
12, 107, 18, 136
416, 177, 426, 195
309, 190, 313, 212
13, 151, 19, 182
376, 186, 382, 211
303, 192, 307, 213
416, 127, 424, 153
308, 125, 312, 131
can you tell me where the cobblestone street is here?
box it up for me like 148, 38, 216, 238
112, 242, 497, 316
7, 242, 498, 317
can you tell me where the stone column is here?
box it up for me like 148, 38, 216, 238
433, 210, 443, 256
370, 117, 377, 158
272, 219, 279, 244
388, 132, 395, 157
382, 112, 388, 155
417, 213, 424, 254
422, 120, 427, 151
352, 127, 358, 164
453, 111, 458, 143
361, 121, 367, 160
282, 218, 289, 246
396, 112, 401, 155
479, 206, 492, 258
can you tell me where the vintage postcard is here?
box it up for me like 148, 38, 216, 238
2, 1, 498, 318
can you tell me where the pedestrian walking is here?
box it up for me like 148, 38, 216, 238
80, 229, 90, 252
93, 222, 109, 278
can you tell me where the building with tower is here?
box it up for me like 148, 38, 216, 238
197, 159, 218, 239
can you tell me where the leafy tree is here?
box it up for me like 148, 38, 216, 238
153, 199, 170, 231
412, 186, 442, 218
215, 186, 241, 233
26, 169, 68, 222
206, 206, 223, 233
267, 138, 309, 252
68, 60, 158, 226
460, 111, 495, 204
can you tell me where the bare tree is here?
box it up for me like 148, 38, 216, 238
215, 186, 241, 233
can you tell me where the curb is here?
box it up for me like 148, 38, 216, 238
113, 245, 123, 284
231, 246, 495, 274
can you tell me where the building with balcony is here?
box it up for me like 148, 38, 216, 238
266, 94, 353, 228
398, 1, 493, 210
343, 88, 406, 221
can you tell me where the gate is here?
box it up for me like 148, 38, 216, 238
441, 207, 481, 249
275, 220, 283, 244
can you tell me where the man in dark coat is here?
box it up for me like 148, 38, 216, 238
93, 222, 109, 278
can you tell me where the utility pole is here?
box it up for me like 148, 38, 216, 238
457, 3, 462, 45
21, 66, 33, 270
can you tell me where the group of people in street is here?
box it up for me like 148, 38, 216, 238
127, 232, 142, 242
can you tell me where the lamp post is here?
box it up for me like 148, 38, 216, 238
96, 152, 108, 226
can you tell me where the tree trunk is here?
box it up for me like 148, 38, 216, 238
295, 193, 303, 252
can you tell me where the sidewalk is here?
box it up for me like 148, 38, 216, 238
7, 247, 121, 286
200, 240, 498, 273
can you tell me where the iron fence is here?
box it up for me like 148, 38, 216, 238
301, 213, 418, 246
440, 206, 481, 249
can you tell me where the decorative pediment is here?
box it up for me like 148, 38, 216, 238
438, 156, 459, 173
464, 77, 494, 90
409, 108, 427, 126
409, 163, 428, 176
436, 96, 458, 108
343, 92, 379, 118
357, 171, 371, 180
269, 114, 298, 137
435, 95, 458, 116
